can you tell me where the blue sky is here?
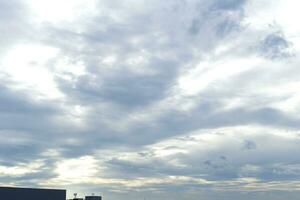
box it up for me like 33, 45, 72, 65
0, 0, 300, 199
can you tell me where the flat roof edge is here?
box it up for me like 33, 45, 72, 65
0, 186, 66, 191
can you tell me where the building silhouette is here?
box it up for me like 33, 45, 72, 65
0, 186, 66, 200
85, 196, 102, 200
0, 186, 102, 200
69, 194, 102, 200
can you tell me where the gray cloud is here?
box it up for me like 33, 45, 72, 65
259, 32, 293, 59
1, 0, 300, 199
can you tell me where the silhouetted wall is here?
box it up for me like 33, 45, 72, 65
0, 186, 66, 200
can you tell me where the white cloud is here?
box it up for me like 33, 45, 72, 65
54, 156, 98, 183
0, 43, 63, 100
25, 0, 97, 25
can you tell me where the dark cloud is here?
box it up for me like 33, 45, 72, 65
212, 0, 247, 11
243, 140, 257, 150
259, 32, 293, 59
123, 104, 300, 146
56, 59, 178, 108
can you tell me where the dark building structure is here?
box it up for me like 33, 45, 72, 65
0, 186, 66, 200
69, 195, 102, 200
85, 196, 102, 200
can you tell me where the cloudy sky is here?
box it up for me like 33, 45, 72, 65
0, 0, 300, 199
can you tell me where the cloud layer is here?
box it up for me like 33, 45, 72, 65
0, 0, 300, 199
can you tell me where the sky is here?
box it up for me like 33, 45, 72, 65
0, 0, 300, 199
